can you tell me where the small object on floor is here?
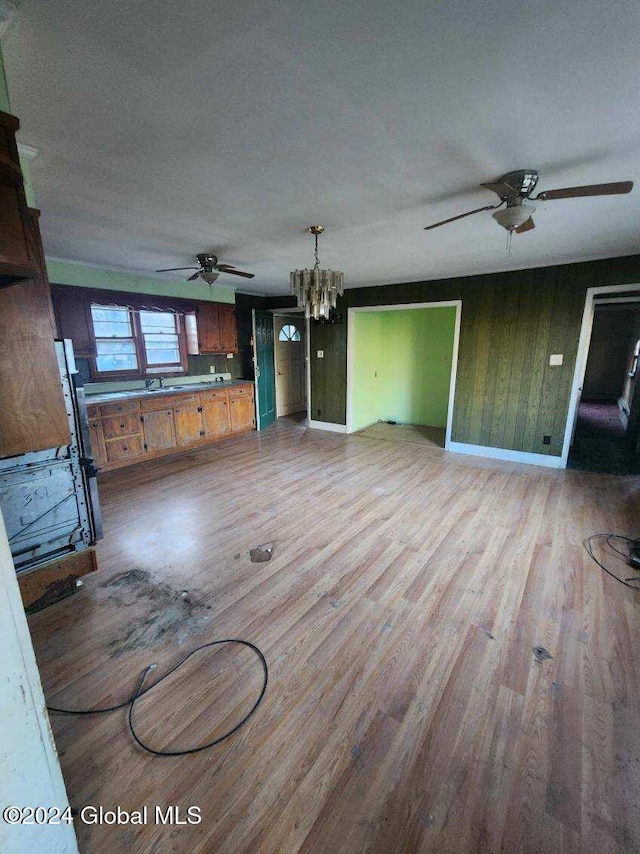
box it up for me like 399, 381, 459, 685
533, 646, 553, 662
180, 590, 191, 605
386, 420, 397, 425
250, 545, 274, 563
628, 539, 640, 570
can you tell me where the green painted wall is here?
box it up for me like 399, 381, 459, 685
0, 39, 10, 113
310, 254, 640, 457
46, 260, 235, 304
351, 312, 383, 431
351, 307, 456, 431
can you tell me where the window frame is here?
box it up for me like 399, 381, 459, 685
88, 304, 189, 380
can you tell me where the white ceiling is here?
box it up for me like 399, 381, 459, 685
4, 0, 640, 296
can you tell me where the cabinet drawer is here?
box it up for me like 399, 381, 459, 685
99, 400, 140, 417
102, 414, 141, 439
170, 393, 201, 408
228, 385, 254, 399
105, 436, 144, 462
140, 395, 175, 412
199, 389, 228, 402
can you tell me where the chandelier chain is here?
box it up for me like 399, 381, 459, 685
314, 233, 320, 271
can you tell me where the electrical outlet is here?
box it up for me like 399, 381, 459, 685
226, 353, 234, 359
317, 350, 324, 358
549, 354, 563, 366
543, 435, 551, 445
209, 366, 217, 373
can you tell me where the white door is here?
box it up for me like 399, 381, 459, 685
274, 316, 306, 416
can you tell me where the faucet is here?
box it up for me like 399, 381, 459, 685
159, 376, 165, 388
145, 378, 156, 389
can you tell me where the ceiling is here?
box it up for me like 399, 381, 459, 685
4, 0, 640, 296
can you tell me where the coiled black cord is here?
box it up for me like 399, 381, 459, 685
584, 534, 640, 590
47, 639, 268, 757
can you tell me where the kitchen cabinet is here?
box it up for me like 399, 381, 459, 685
86, 383, 255, 472
201, 392, 231, 439
196, 302, 238, 353
229, 390, 256, 433
0, 110, 38, 287
142, 409, 176, 452
51, 285, 96, 357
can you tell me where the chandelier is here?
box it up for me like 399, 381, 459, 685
290, 226, 344, 320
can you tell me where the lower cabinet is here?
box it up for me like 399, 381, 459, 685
229, 394, 256, 432
201, 393, 231, 439
86, 383, 255, 472
142, 408, 176, 452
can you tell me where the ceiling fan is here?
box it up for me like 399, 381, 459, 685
424, 170, 633, 234
156, 253, 255, 283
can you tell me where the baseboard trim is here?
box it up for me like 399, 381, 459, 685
447, 441, 564, 469
308, 420, 347, 434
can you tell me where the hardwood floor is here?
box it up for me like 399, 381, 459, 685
27, 418, 640, 853
356, 421, 445, 448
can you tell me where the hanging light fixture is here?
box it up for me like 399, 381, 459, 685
290, 226, 344, 320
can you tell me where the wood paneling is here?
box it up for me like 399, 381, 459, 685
26, 419, 640, 852
51, 285, 96, 357
0, 209, 70, 457
310, 254, 640, 455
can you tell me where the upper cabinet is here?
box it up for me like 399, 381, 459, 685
51, 285, 97, 357
197, 302, 238, 354
0, 111, 39, 288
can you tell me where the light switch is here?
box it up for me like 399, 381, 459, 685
317, 350, 324, 358
549, 354, 563, 366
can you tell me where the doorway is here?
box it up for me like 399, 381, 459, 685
567, 298, 640, 474
346, 301, 461, 449
274, 314, 307, 419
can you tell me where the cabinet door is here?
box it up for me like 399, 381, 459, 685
174, 404, 204, 445
142, 409, 177, 452
202, 396, 231, 439
0, 112, 38, 285
51, 286, 96, 357
218, 305, 238, 352
88, 420, 108, 469
229, 395, 256, 433
105, 436, 144, 463
197, 303, 222, 353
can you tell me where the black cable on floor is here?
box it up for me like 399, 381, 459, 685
47, 639, 268, 757
584, 534, 640, 590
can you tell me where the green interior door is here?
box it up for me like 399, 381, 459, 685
253, 309, 276, 430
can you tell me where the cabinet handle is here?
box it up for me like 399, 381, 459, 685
123, 446, 128, 451
197, 406, 203, 413
120, 423, 125, 428
200, 430, 205, 437
140, 415, 144, 423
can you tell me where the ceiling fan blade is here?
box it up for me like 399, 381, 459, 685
535, 181, 633, 201
515, 217, 535, 234
187, 272, 201, 281
156, 266, 198, 272
480, 181, 518, 198
216, 264, 237, 270
219, 268, 255, 278
424, 203, 502, 230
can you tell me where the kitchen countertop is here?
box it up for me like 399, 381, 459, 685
85, 380, 253, 406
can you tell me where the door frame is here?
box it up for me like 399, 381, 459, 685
561, 282, 640, 467
346, 300, 462, 449
270, 309, 310, 422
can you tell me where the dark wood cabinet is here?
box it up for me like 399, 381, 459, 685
51, 286, 96, 357
218, 305, 238, 352
0, 111, 38, 288
196, 302, 238, 353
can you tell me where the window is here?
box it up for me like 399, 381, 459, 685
91, 306, 139, 373
90, 304, 187, 377
139, 311, 182, 370
278, 323, 301, 342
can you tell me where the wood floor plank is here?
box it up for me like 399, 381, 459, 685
24, 417, 640, 853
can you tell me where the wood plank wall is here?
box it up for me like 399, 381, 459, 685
309, 254, 640, 456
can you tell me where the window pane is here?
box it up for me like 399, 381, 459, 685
139, 311, 177, 333
95, 338, 138, 372
146, 348, 180, 365
91, 305, 133, 337
279, 324, 301, 342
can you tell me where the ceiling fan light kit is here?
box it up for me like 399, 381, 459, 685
492, 202, 536, 232
290, 226, 344, 320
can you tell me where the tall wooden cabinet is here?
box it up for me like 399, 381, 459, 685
0, 110, 38, 287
